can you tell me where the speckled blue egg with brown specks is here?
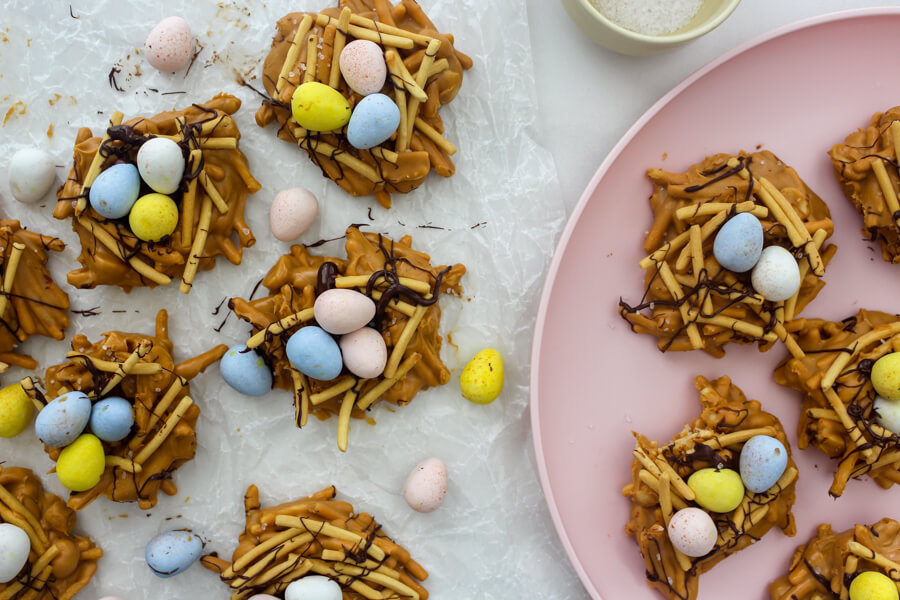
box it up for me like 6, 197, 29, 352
145, 530, 203, 578
34, 390, 92, 448
739, 435, 788, 493
713, 212, 763, 273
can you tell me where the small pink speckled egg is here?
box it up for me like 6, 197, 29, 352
404, 458, 448, 513
667, 507, 716, 557
270, 188, 318, 242
145, 17, 193, 73
339, 40, 387, 96
340, 327, 387, 379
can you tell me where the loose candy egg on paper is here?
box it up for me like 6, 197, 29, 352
340, 327, 387, 379
284, 575, 342, 600
0, 523, 30, 583
34, 390, 92, 448
145, 17, 193, 73
219, 345, 272, 397
314, 289, 377, 335
129, 193, 179, 242
0, 383, 33, 438
849, 571, 899, 600
404, 457, 448, 513
713, 212, 763, 273
687, 467, 744, 513
339, 40, 387, 96
89, 163, 141, 219
56, 433, 105, 492
270, 188, 318, 242
872, 353, 900, 402
8, 148, 55, 204
145, 530, 203, 578
460, 348, 504, 405
750, 245, 801, 302
347, 93, 401, 150
667, 507, 716, 558
89, 396, 134, 442
136, 137, 185, 194
291, 82, 352, 131
874, 395, 900, 433
285, 326, 343, 381
739, 435, 788, 494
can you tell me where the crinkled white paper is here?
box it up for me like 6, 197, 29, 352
0, 1, 583, 598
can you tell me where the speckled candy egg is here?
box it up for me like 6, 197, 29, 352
129, 193, 179, 242
0, 383, 33, 439
687, 468, 744, 513
404, 457, 448, 513
850, 571, 899, 600
314, 289, 376, 335
339, 40, 387, 96
739, 435, 788, 493
340, 327, 387, 379
874, 395, 900, 433
713, 213, 763, 273
89, 396, 134, 442
8, 148, 55, 203
137, 137, 185, 195
144, 17, 193, 73
56, 433, 105, 492
284, 576, 342, 600
0, 523, 30, 583
667, 507, 716, 558
347, 94, 401, 150
35, 390, 92, 448
460, 349, 504, 405
285, 326, 343, 381
219, 345, 272, 397
270, 188, 318, 242
145, 530, 203, 578
872, 353, 900, 401
291, 82, 351, 132
89, 163, 141, 219
750, 245, 801, 302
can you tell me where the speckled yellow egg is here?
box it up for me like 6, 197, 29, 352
872, 353, 900, 401
687, 468, 744, 513
0, 383, 32, 438
291, 82, 351, 131
56, 434, 105, 492
850, 571, 898, 600
129, 193, 178, 242
460, 349, 504, 405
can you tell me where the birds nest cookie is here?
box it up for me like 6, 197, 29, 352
622, 375, 798, 600
770, 518, 900, 600
225, 226, 465, 451
21, 309, 227, 510
829, 106, 900, 263
0, 219, 69, 372
54, 94, 261, 292
619, 150, 836, 358
775, 309, 900, 497
201, 484, 429, 600
0, 465, 102, 600
256, 0, 472, 208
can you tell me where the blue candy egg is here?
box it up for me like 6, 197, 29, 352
713, 212, 764, 273
220, 345, 272, 397
739, 435, 788, 493
285, 326, 343, 380
347, 93, 401, 150
89, 396, 134, 442
88, 163, 141, 219
35, 391, 92, 448
145, 530, 203, 578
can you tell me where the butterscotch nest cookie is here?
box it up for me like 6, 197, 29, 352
770, 519, 900, 600
201, 484, 429, 600
0, 466, 102, 600
0, 219, 69, 372
622, 375, 798, 600
21, 310, 227, 510
829, 106, 900, 263
257, 0, 472, 208
54, 94, 261, 292
230, 226, 464, 451
775, 309, 900, 497
620, 150, 836, 358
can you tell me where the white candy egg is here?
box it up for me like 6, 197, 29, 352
751, 245, 801, 302
314, 289, 376, 335
284, 575, 342, 600
270, 188, 318, 242
0, 523, 30, 583
667, 507, 716, 558
340, 327, 387, 379
8, 148, 55, 203
874, 395, 900, 434
404, 457, 448, 513
137, 137, 185, 195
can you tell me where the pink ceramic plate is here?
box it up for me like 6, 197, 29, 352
531, 8, 900, 600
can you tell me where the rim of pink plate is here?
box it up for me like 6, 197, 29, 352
528, 7, 900, 600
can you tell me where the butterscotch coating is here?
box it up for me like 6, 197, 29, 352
0, 220, 69, 370
829, 106, 900, 262
36, 310, 226, 510
54, 94, 261, 291
623, 375, 797, 600
0, 466, 102, 600
770, 519, 900, 600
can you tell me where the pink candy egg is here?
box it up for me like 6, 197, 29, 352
270, 188, 318, 242
667, 507, 716, 557
145, 17, 193, 73
404, 458, 448, 513
339, 40, 387, 96
314, 289, 376, 335
340, 327, 387, 379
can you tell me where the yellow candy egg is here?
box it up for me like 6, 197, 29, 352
56, 434, 105, 492
129, 193, 178, 242
0, 383, 33, 438
291, 82, 352, 131
460, 349, 504, 405
687, 468, 744, 513
850, 571, 899, 600
872, 353, 900, 401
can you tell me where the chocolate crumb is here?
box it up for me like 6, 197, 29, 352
108, 67, 123, 92
69, 5, 79, 18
